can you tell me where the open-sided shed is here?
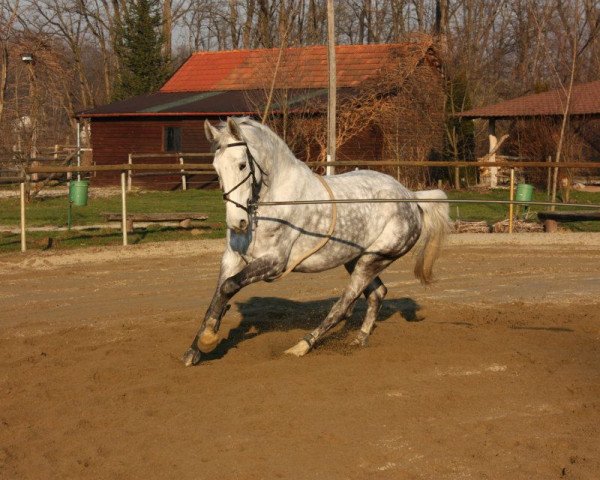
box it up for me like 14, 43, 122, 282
458, 80, 600, 187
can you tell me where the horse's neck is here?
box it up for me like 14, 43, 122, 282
262, 144, 319, 200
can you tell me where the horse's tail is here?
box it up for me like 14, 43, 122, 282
412, 189, 451, 284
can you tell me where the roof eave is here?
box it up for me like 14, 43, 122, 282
76, 107, 324, 119
455, 112, 600, 120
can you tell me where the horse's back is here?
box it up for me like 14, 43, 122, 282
289, 169, 422, 272
326, 169, 416, 205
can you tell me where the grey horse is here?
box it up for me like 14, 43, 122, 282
182, 117, 450, 366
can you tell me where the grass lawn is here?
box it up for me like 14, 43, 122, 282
0, 189, 226, 253
447, 189, 600, 232
1, 187, 598, 253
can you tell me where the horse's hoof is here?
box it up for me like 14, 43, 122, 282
198, 330, 219, 353
284, 340, 311, 357
350, 332, 369, 347
182, 348, 202, 367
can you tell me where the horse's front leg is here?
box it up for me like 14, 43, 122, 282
182, 254, 282, 366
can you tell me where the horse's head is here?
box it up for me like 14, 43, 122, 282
205, 117, 266, 234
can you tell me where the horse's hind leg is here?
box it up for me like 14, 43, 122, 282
348, 277, 387, 347
344, 262, 388, 346
285, 255, 392, 357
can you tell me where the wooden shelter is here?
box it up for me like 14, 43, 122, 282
77, 42, 444, 189
458, 80, 600, 187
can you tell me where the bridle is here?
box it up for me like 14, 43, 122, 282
219, 141, 267, 215
217, 139, 337, 284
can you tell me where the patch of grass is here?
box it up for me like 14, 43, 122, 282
1, 186, 598, 253
0, 225, 226, 253
0, 189, 226, 227
448, 188, 600, 231
0, 189, 226, 253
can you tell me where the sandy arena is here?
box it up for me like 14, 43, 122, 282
0, 233, 599, 479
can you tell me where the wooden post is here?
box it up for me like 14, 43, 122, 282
551, 154, 559, 212
488, 119, 498, 188
127, 153, 133, 192
454, 165, 460, 190
546, 155, 552, 199
508, 168, 515, 234
121, 172, 128, 246
544, 219, 558, 233
180, 156, 187, 191
76, 120, 81, 182
20, 182, 26, 252
326, 0, 336, 176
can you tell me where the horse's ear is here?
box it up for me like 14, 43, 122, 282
204, 120, 219, 143
227, 117, 243, 141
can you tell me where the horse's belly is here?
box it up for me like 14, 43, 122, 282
290, 242, 362, 273
289, 205, 418, 273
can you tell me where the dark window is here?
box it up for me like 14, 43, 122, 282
164, 127, 182, 152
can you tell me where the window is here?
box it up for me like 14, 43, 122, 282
164, 126, 182, 152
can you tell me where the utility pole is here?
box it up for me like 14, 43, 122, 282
326, 0, 336, 175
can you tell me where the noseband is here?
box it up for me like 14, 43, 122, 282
219, 142, 267, 215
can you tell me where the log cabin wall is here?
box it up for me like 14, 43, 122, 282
90, 116, 218, 189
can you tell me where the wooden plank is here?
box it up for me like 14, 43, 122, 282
102, 212, 208, 222
26, 160, 600, 174
538, 210, 600, 222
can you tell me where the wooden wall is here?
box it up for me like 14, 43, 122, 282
89, 116, 218, 189
89, 107, 444, 190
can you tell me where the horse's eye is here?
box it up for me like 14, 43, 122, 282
238, 163, 246, 171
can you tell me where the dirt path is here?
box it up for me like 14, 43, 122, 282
0, 235, 599, 479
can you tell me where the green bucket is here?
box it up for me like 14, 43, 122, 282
69, 180, 89, 206
515, 183, 534, 202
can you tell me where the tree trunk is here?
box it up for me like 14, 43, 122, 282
229, 0, 239, 49
163, 0, 172, 64
0, 42, 8, 123
242, 0, 256, 48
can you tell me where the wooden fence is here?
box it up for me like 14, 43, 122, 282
13, 159, 600, 253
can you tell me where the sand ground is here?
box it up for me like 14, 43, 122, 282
0, 234, 599, 479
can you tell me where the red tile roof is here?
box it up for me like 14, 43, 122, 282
161, 43, 429, 93
458, 80, 600, 119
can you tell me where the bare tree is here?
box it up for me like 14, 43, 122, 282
0, 0, 20, 122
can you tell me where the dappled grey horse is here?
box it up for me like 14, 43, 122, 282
182, 117, 450, 366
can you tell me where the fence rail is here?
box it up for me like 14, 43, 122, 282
19, 160, 600, 176
11, 159, 600, 254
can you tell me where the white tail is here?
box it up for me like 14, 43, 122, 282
413, 189, 451, 284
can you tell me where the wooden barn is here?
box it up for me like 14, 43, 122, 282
77, 42, 445, 189
458, 79, 600, 188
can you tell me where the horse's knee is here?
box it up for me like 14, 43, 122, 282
220, 277, 239, 296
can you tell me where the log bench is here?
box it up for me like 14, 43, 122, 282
537, 210, 600, 232
102, 212, 208, 232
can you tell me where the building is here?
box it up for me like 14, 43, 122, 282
458, 80, 600, 187
77, 42, 445, 189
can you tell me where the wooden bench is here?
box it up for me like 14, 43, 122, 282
537, 210, 600, 232
102, 212, 208, 232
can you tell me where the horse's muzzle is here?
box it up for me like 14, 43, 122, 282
230, 219, 248, 234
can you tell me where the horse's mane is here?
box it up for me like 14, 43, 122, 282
219, 117, 303, 172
